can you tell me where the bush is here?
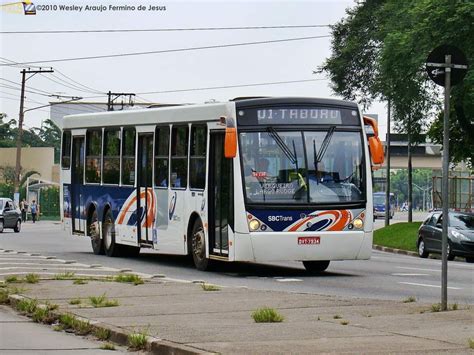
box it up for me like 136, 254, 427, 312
251, 307, 284, 323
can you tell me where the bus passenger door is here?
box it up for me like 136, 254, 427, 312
137, 134, 154, 244
208, 131, 233, 257
71, 136, 85, 234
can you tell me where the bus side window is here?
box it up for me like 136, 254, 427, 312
85, 129, 102, 183
190, 125, 207, 190
103, 128, 120, 185
170, 125, 189, 189
154, 126, 170, 188
61, 130, 71, 169
121, 127, 136, 186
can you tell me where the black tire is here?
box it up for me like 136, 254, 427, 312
417, 237, 429, 258
89, 209, 104, 255
0, 219, 4, 233
303, 260, 330, 274
447, 241, 455, 261
191, 219, 210, 271
103, 210, 122, 257
465, 257, 474, 263
14, 220, 21, 233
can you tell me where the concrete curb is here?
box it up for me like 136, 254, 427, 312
373, 245, 418, 257
7, 294, 213, 355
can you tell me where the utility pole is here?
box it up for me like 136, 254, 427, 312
14, 68, 54, 194
384, 99, 391, 227
107, 91, 135, 111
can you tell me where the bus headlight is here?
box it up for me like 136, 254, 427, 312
249, 219, 261, 231
353, 218, 364, 229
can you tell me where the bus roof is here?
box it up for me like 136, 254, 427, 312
60, 97, 360, 130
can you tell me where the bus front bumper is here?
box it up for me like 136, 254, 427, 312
234, 230, 372, 262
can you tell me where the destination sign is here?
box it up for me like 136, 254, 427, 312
237, 107, 359, 126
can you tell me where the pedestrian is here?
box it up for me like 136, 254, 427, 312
20, 198, 27, 222
30, 200, 38, 223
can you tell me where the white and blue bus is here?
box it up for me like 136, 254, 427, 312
60, 97, 384, 272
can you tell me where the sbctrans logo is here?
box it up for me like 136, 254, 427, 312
0, 1, 36, 15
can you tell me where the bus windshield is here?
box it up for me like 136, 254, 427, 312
239, 130, 364, 204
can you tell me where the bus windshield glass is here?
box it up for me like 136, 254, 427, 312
239, 130, 365, 204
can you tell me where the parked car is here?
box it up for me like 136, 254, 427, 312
0, 198, 22, 233
417, 211, 474, 263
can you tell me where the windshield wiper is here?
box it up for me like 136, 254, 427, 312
312, 139, 319, 184
267, 127, 297, 164
316, 126, 336, 163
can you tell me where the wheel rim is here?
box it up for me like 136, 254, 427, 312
89, 213, 101, 248
192, 227, 205, 261
419, 240, 425, 255
103, 218, 113, 249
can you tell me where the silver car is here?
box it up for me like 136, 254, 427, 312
0, 198, 22, 233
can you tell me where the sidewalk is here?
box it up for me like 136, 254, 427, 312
0, 305, 129, 354
4, 277, 473, 354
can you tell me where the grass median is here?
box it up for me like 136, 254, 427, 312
373, 222, 422, 252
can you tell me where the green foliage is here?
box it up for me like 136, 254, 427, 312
39, 186, 60, 217
54, 272, 76, 280
431, 303, 442, 312
320, 0, 474, 165
73, 279, 88, 285
390, 169, 432, 209
469, 338, 474, 349
403, 296, 417, 303
89, 293, 119, 308
201, 283, 220, 291
128, 331, 148, 350
69, 298, 81, 305
59, 313, 92, 335
333, 314, 342, 319
113, 274, 144, 285
5, 275, 18, 283
251, 307, 284, 323
94, 327, 111, 341
100, 343, 116, 351
25, 273, 40, 284
0, 288, 9, 304
373, 222, 422, 252
16, 298, 38, 314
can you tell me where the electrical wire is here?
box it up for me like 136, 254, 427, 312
0, 24, 331, 35
0, 35, 331, 66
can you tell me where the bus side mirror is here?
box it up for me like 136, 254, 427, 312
222, 116, 237, 158
363, 116, 384, 169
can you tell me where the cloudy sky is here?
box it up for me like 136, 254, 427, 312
1, 0, 388, 136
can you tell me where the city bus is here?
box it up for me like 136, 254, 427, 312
60, 97, 384, 272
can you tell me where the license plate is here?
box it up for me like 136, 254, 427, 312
298, 236, 320, 245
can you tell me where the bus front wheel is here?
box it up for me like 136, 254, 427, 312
191, 219, 210, 271
302, 260, 330, 274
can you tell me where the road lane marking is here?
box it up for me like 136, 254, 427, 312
397, 266, 440, 272
275, 278, 303, 282
399, 282, 462, 290
391, 273, 429, 276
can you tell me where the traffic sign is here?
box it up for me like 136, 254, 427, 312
426, 45, 468, 86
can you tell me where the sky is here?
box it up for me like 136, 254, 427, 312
0, 0, 389, 137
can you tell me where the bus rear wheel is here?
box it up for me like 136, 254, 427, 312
303, 260, 330, 274
103, 210, 122, 257
89, 209, 104, 255
191, 219, 210, 271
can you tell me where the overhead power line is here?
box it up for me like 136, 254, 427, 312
134, 78, 327, 95
0, 35, 331, 66
0, 24, 330, 35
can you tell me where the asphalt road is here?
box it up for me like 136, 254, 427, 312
1, 219, 472, 306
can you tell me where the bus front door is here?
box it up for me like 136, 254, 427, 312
137, 134, 154, 244
208, 132, 233, 257
71, 136, 85, 234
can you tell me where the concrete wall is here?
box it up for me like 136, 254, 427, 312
0, 147, 59, 183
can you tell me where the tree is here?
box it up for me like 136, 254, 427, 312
320, 0, 473, 164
